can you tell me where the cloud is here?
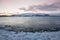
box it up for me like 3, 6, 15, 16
19, 8, 26, 10
23, 0, 60, 12
18, 1, 60, 13
27, 2, 60, 11
0, 0, 60, 13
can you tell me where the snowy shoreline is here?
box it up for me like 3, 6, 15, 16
0, 29, 60, 40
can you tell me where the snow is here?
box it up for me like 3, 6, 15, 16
0, 29, 60, 40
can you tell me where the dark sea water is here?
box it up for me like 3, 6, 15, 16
0, 17, 60, 32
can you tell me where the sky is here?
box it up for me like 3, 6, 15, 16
0, 0, 60, 15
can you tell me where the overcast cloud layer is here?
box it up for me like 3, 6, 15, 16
0, 0, 60, 14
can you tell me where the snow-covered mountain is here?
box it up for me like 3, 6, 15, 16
49, 13, 60, 16
11, 13, 60, 17
11, 13, 50, 17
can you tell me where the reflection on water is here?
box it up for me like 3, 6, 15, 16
0, 17, 60, 32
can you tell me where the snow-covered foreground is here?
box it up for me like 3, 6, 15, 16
0, 29, 60, 40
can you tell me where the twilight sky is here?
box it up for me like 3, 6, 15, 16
0, 0, 60, 15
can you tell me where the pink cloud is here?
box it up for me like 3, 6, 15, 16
0, 0, 60, 13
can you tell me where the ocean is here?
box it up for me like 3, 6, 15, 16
0, 17, 60, 32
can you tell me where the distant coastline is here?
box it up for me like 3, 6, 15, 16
0, 13, 60, 17
0, 15, 60, 17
